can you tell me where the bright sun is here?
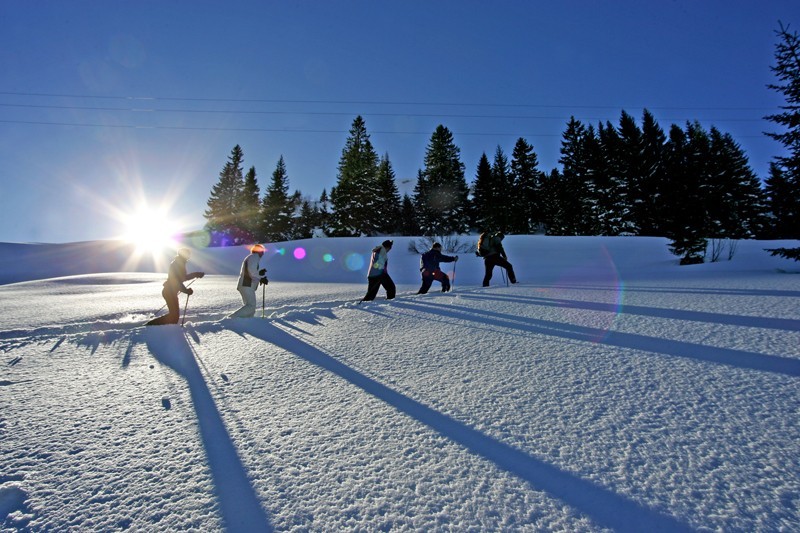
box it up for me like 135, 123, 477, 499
122, 207, 180, 254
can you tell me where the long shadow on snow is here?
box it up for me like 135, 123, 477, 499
523, 283, 800, 299
221, 318, 690, 533
457, 292, 800, 332
399, 299, 800, 378
144, 326, 273, 533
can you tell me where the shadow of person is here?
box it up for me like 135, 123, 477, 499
145, 325, 273, 533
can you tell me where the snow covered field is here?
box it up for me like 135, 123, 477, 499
1, 236, 799, 532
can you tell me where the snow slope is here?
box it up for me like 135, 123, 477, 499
1, 236, 799, 532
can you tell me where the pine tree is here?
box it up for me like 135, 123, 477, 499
260, 156, 295, 242
399, 194, 420, 236
240, 166, 261, 241
317, 189, 332, 236
491, 146, 512, 232
540, 168, 570, 235
414, 125, 470, 235
616, 110, 644, 235
595, 121, 625, 235
471, 153, 495, 231
376, 154, 402, 234
329, 116, 382, 236
663, 123, 708, 264
204, 144, 246, 246
558, 117, 594, 235
706, 127, 767, 239
764, 163, 795, 238
509, 138, 543, 234
765, 22, 800, 240
294, 199, 317, 239
638, 110, 668, 236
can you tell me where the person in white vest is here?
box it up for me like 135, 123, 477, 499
362, 239, 396, 301
230, 243, 268, 318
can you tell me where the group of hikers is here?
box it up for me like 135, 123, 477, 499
146, 232, 515, 325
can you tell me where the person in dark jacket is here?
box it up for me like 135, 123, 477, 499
362, 239, 396, 301
417, 242, 458, 294
146, 248, 204, 325
480, 232, 516, 287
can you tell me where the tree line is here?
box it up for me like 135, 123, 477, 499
203, 24, 800, 264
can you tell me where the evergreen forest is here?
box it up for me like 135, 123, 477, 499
202, 24, 800, 264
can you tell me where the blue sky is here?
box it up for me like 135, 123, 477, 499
1, 1, 797, 243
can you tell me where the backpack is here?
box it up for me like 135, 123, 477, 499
476, 232, 490, 257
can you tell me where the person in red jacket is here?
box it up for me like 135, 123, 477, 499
146, 248, 204, 325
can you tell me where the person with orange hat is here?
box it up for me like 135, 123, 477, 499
230, 243, 268, 318
146, 247, 205, 325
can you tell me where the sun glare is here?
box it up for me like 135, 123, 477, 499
123, 207, 179, 254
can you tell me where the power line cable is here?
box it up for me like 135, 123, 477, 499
0, 90, 778, 112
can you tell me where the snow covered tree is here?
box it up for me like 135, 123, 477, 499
317, 189, 332, 236
557, 117, 595, 235
239, 166, 261, 241
414, 125, 470, 235
204, 144, 247, 246
662, 123, 708, 264
595, 120, 626, 235
491, 146, 513, 233
260, 156, 296, 242
470, 152, 494, 231
376, 154, 402, 234
637, 110, 669, 236
398, 194, 419, 236
329, 116, 382, 236
765, 22, 800, 241
706, 127, 767, 239
509, 137, 544, 234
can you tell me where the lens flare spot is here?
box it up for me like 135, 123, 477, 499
345, 253, 364, 271
322, 253, 334, 263
276, 248, 286, 256
293, 247, 306, 260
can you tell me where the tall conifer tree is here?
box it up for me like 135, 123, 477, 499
414, 125, 470, 235
240, 166, 261, 241
260, 156, 295, 242
765, 22, 800, 240
509, 138, 543, 234
329, 116, 381, 236
204, 144, 246, 245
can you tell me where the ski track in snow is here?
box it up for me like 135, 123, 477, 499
2, 237, 800, 531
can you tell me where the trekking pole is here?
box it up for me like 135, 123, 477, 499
153, 278, 197, 317
181, 292, 191, 326
261, 283, 266, 318
501, 268, 508, 287
451, 259, 457, 291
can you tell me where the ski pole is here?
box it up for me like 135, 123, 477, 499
261, 283, 266, 318
451, 258, 457, 290
153, 277, 197, 316
181, 292, 191, 326
501, 268, 508, 287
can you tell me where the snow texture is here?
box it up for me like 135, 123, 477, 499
1, 236, 799, 532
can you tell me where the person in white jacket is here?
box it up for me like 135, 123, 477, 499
362, 239, 396, 301
230, 243, 268, 318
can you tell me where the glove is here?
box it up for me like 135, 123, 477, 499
259, 277, 269, 286
259, 269, 266, 276
185, 288, 194, 296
